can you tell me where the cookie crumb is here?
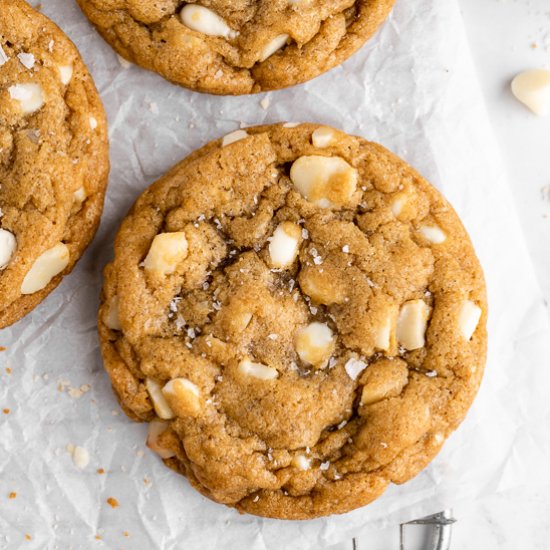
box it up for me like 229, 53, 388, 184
8, 492, 16, 499
107, 497, 119, 508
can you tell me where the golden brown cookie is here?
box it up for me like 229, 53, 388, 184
76, 0, 395, 95
98, 123, 487, 519
0, 0, 109, 328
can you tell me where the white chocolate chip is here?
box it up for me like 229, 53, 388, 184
294, 322, 335, 368
9, 83, 45, 115
146, 419, 176, 459
290, 155, 357, 208
259, 34, 289, 62
221, 130, 248, 147
238, 358, 278, 380
344, 358, 367, 381
268, 222, 301, 268
58, 64, 73, 85
418, 225, 446, 244
311, 127, 335, 148
237, 312, 253, 332
283, 122, 301, 128
17, 52, 35, 70
89, 116, 98, 130
0, 45, 9, 66
511, 69, 550, 116
0, 229, 17, 270
457, 300, 482, 341
391, 196, 405, 217
396, 299, 431, 351
291, 454, 310, 471
21, 242, 69, 294
162, 378, 202, 417
180, 5, 238, 39
104, 296, 121, 331
73, 186, 87, 203
71, 446, 89, 470
374, 313, 393, 352
146, 378, 175, 420
143, 232, 188, 276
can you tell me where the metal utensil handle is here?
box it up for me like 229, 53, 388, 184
400, 509, 456, 550
351, 509, 456, 550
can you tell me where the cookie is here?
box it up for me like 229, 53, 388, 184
76, 0, 395, 95
98, 123, 487, 519
0, 0, 109, 328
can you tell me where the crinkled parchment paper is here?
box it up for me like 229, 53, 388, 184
2, 1, 550, 548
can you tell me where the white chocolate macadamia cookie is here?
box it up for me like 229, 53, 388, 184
0, 0, 109, 327
99, 123, 486, 520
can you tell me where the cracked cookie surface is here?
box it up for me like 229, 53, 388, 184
0, 0, 109, 328
99, 123, 486, 519
76, 0, 395, 95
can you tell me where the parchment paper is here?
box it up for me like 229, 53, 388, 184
2, 0, 550, 548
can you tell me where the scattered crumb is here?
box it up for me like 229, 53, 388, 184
260, 96, 270, 110
2, 409, 9, 414
24, 534, 31, 542
0, 346, 6, 351
97, 468, 105, 475
95, 535, 101, 540
123, 532, 129, 538
107, 497, 119, 509
8, 492, 16, 499
5, 367, 11, 374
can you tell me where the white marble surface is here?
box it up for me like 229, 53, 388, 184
350, 0, 550, 547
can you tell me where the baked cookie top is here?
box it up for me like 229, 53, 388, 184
99, 123, 487, 519
0, 0, 109, 328
76, 0, 395, 95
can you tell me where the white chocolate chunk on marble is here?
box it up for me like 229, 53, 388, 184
290, 155, 357, 208
21, 242, 69, 294
222, 130, 248, 147
144, 232, 188, 276
0, 229, 17, 270
71, 446, 89, 469
268, 222, 301, 268
511, 69, 550, 116
180, 5, 237, 39
9, 83, 45, 115
418, 225, 446, 244
259, 34, 289, 62
162, 378, 202, 417
146, 419, 176, 459
295, 322, 335, 367
146, 378, 175, 420
396, 299, 431, 350
238, 358, 279, 380
457, 300, 482, 341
